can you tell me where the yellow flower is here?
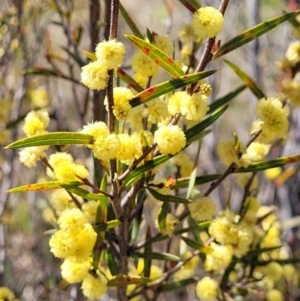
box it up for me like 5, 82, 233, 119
154, 125, 186, 155
178, 22, 198, 43
81, 273, 107, 300
23, 110, 50, 136
160, 213, 179, 237
0, 287, 16, 300
117, 133, 142, 165
246, 142, 270, 162
49, 189, 78, 214
19, 146, 48, 168
47, 152, 74, 178
132, 50, 159, 77
217, 140, 245, 167
127, 105, 146, 131
188, 197, 216, 222
285, 40, 300, 66
179, 44, 193, 65
82, 201, 98, 224
200, 83, 212, 97
171, 152, 194, 177
266, 289, 283, 301
53, 161, 89, 183
192, 6, 224, 39
153, 35, 174, 56
95, 39, 125, 69
167, 91, 185, 116
81, 121, 109, 139
93, 133, 120, 160
57, 208, 87, 230
235, 173, 258, 191
147, 98, 169, 124
205, 243, 233, 273
195, 276, 218, 301
281, 78, 300, 107
61, 257, 91, 283
81, 60, 108, 90
265, 262, 283, 281
132, 73, 148, 88
104, 87, 134, 120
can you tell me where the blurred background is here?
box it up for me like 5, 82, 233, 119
1, 0, 300, 300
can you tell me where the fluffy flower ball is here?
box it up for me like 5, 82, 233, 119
95, 39, 125, 69
188, 197, 216, 222
81, 60, 108, 90
195, 276, 218, 301
23, 110, 50, 136
192, 6, 224, 39
154, 125, 186, 155
61, 257, 91, 284
81, 274, 107, 300
132, 50, 159, 77
153, 35, 174, 56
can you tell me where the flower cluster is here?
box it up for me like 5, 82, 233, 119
81, 40, 125, 90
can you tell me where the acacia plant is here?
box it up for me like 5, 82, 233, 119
5, 0, 300, 300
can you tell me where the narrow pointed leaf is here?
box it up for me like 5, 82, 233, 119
186, 167, 197, 199
130, 70, 216, 107
94, 220, 121, 232
160, 278, 197, 292
208, 85, 246, 114
82, 50, 97, 61
147, 187, 190, 203
177, 0, 201, 13
125, 34, 184, 78
158, 201, 170, 233
172, 174, 221, 189
23, 67, 80, 84
174, 221, 211, 236
5, 132, 94, 149
214, 10, 300, 59
7, 181, 75, 193
60, 184, 108, 201
107, 248, 120, 276
246, 246, 281, 257
224, 60, 265, 99
236, 154, 300, 173
134, 251, 181, 262
120, 4, 143, 39
181, 236, 202, 249
185, 106, 228, 144
117, 68, 144, 92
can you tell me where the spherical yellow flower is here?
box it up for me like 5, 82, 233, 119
127, 105, 146, 131
61, 257, 91, 283
246, 142, 270, 162
285, 40, 300, 66
154, 125, 186, 155
168, 91, 185, 116
265, 261, 283, 281
188, 197, 216, 222
205, 243, 233, 273
235, 173, 258, 191
200, 83, 212, 97
132, 73, 148, 88
256, 97, 288, 142
217, 140, 245, 167
180, 92, 209, 121
179, 44, 193, 65
195, 276, 218, 301
95, 39, 125, 69
153, 35, 174, 56
0, 287, 16, 300
81, 273, 107, 300
29, 87, 49, 108
160, 213, 179, 237
147, 98, 169, 124
81, 121, 109, 140
132, 50, 159, 77
53, 161, 89, 183
178, 22, 199, 43
192, 6, 224, 39
117, 133, 142, 165
19, 146, 48, 168
57, 208, 87, 230
93, 133, 120, 160
49, 189, 77, 214
23, 110, 50, 136
81, 60, 108, 90
264, 167, 282, 180
104, 87, 134, 120
82, 201, 98, 224
281, 78, 300, 107
266, 289, 284, 301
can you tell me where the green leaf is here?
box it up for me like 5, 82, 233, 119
224, 60, 265, 99
174, 221, 211, 236
82, 50, 97, 61
186, 167, 197, 199
208, 85, 246, 114
214, 10, 300, 59
94, 219, 120, 232
181, 236, 202, 250
158, 201, 170, 234
7, 181, 76, 193
160, 278, 197, 292
107, 247, 120, 276
60, 184, 108, 201
23, 67, 80, 84
5, 132, 94, 149
134, 251, 181, 262
117, 68, 144, 92
124, 155, 173, 187
125, 34, 184, 78
171, 174, 221, 189
246, 246, 281, 257
130, 70, 216, 107
185, 106, 228, 144
147, 187, 190, 204
119, 4, 143, 39
177, 0, 201, 13
236, 154, 300, 173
